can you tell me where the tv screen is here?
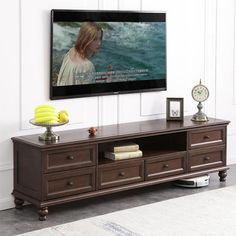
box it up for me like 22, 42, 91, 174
50, 10, 166, 99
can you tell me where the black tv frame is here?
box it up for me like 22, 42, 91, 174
50, 9, 167, 100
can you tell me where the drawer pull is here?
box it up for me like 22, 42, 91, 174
118, 172, 125, 177
67, 155, 74, 160
163, 164, 169, 168
67, 181, 74, 186
203, 135, 210, 140
204, 156, 210, 161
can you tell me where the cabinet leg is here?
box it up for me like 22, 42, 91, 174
14, 197, 24, 209
218, 170, 227, 182
38, 207, 48, 221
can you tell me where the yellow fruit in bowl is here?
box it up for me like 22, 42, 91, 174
35, 105, 54, 111
58, 110, 69, 123
34, 104, 58, 124
35, 116, 58, 124
59, 110, 68, 116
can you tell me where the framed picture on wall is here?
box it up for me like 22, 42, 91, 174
166, 97, 184, 121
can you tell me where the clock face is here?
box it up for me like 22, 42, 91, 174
192, 84, 209, 102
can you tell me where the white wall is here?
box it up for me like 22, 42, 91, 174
0, 0, 235, 210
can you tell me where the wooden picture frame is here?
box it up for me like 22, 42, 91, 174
166, 98, 184, 121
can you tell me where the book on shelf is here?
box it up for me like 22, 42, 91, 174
104, 150, 143, 160
109, 142, 139, 153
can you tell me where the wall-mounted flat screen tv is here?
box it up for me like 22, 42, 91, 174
50, 10, 166, 99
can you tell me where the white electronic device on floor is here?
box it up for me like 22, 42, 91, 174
174, 175, 210, 188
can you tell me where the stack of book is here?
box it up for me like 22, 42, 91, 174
104, 142, 143, 160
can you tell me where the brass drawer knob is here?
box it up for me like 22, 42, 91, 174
67, 181, 74, 186
163, 164, 169, 168
118, 172, 125, 177
204, 156, 210, 161
67, 155, 74, 160
203, 135, 210, 139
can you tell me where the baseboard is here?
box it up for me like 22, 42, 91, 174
0, 196, 14, 210
227, 156, 236, 165
0, 163, 14, 211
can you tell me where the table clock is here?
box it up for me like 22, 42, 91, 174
191, 80, 209, 122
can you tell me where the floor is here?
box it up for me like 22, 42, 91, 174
1, 164, 236, 236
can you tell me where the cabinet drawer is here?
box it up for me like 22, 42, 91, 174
145, 152, 186, 180
98, 159, 144, 189
43, 167, 95, 199
188, 146, 225, 172
188, 127, 225, 149
43, 145, 96, 173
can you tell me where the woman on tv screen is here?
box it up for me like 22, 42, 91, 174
56, 22, 103, 86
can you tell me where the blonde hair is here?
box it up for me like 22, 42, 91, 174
75, 22, 103, 59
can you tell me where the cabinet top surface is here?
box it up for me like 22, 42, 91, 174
12, 116, 230, 148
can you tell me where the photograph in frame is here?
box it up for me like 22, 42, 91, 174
166, 98, 184, 121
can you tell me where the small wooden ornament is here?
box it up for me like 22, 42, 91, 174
88, 127, 97, 136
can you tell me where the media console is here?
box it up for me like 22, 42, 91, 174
12, 116, 230, 220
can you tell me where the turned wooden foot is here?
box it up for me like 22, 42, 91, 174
14, 197, 24, 209
38, 207, 48, 221
218, 170, 227, 182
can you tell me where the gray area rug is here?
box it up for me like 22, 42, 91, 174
18, 185, 236, 236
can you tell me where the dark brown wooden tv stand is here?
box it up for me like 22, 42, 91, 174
12, 116, 230, 220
